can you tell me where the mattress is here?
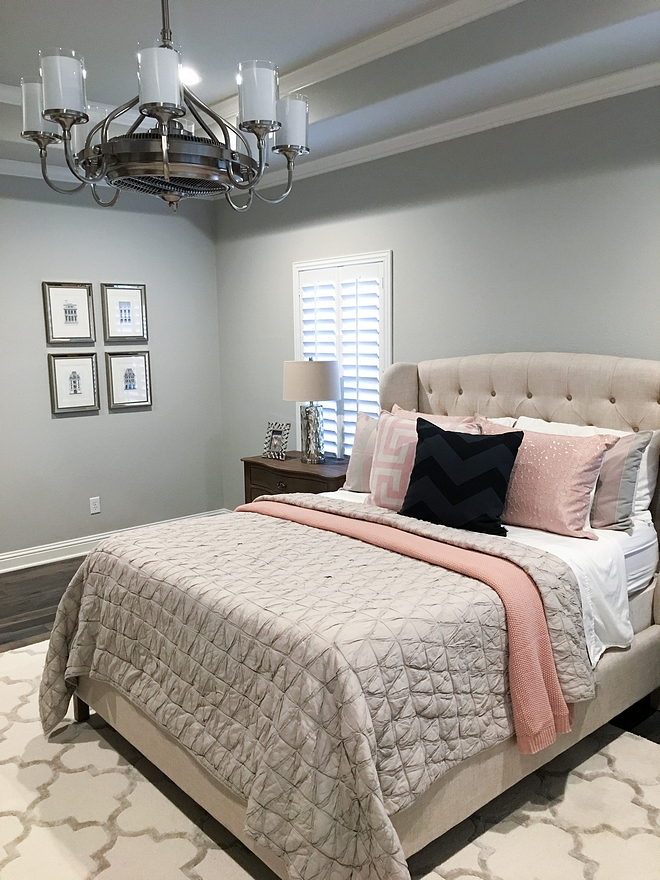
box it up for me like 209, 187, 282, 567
608, 511, 659, 596
324, 489, 659, 665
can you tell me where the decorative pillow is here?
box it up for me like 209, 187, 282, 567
344, 413, 378, 492
515, 416, 657, 528
392, 404, 484, 432
502, 430, 618, 539
591, 432, 653, 529
366, 410, 481, 511
474, 413, 518, 433
399, 419, 523, 536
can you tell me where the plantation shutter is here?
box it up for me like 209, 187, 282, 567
295, 252, 392, 458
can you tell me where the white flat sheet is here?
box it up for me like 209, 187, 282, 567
504, 524, 632, 665
322, 489, 641, 666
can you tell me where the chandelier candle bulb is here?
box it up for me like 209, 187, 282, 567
21, 77, 59, 134
138, 46, 182, 109
237, 60, 278, 123
275, 95, 308, 149
40, 49, 86, 116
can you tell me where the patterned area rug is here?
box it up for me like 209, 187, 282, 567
2, 641, 660, 880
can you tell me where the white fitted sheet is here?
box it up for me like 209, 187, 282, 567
322, 489, 657, 666
606, 511, 659, 596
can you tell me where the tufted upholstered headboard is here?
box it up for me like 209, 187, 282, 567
380, 352, 660, 532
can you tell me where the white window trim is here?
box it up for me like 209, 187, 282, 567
292, 250, 393, 455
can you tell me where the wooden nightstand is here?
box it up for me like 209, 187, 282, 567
242, 452, 349, 503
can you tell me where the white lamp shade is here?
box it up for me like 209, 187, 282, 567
283, 360, 341, 402
138, 45, 182, 108
237, 60, 278, 123
40, 48, 86, 115
274, 94, 308, 150
21, 77, 59, 134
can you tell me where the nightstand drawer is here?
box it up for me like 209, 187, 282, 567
246, 464, 321, 496
242, 452, 348, 504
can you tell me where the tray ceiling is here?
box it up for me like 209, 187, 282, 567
1, 0, 659, 189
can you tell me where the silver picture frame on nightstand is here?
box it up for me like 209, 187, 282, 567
262, 421, 291, 460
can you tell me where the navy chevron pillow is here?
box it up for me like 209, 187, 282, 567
399, 419, 523, 536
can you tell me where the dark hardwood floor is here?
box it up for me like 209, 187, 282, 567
0, 556, 84, 651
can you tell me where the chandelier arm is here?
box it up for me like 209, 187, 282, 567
225, 190, 254, 212
91, 184, 120, 207
125, 113, 146, 137
182, 87, 266, 190
101, 96, 140, 143
62, 131, 108, 184
183, 88, 234, 148
253, 158, 295, 204
39, 149, 86, 194
184, 98, 220, 145
225, 133, 268, 191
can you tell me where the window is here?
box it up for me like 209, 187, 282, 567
293, 251, 392, 458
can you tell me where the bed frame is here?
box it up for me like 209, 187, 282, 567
75, 351, 660, 879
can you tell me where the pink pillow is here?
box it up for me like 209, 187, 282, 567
502, 431, 618, 539
392, 404, 482, 432
366, 410, 481, 511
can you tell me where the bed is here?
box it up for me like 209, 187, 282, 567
40, 351, 660, 880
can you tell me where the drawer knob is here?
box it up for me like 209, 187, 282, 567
277, 481, 286, 491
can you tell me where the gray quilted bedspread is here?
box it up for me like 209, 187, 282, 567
40, 494, 594, 880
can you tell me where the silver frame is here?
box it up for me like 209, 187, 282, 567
42, 282, 95, 345
48, 352, 99, 414
101, 283, 148, 344
106, 350, 152, 410
262, 421, 291, 461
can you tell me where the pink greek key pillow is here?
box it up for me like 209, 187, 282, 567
366, 410, 481, 511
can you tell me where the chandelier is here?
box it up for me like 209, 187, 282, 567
20, 0, 309, 212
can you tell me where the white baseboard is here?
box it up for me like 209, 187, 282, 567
0, 509, 232, 574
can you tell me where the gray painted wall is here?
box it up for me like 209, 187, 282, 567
214, 90, 660, 509
0, 182, 223, 554
1, 88, 658, 546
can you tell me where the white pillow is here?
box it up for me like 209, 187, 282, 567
515, 417, 660, 515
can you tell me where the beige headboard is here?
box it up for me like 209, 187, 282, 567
381, 352, 660, 434
380, 352, 660, 532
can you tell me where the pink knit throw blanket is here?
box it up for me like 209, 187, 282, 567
238, 499, 572, 754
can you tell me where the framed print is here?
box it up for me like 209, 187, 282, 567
262, 421, 291, 460
101, 283, 148, 343
48, 353, 99, 414
106, 351, 152, 409
42, 282, 95, 345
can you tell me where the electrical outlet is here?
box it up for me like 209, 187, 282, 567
90, 496, 101, 515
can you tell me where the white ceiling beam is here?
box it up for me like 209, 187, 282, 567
0, 84, 21, 106
210, 0, 527, 121
263, 61, 660, 187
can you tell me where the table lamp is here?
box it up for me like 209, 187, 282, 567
283, 359, 341, 463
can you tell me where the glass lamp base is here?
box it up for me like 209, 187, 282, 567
300, 403, 324, 464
